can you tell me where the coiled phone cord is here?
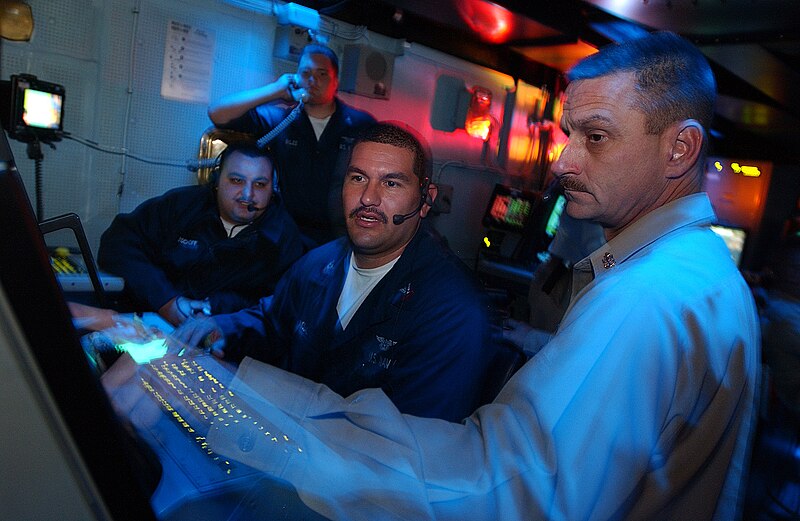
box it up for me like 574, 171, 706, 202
256, 100, 304, 149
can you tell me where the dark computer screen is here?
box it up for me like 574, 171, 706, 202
0, 125, 156, 520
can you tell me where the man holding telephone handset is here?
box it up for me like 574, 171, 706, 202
208, 43, 376, 249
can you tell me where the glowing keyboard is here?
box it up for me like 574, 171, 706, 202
141, 356, 253, 477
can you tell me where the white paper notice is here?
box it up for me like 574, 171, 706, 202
161, 20, 215, 103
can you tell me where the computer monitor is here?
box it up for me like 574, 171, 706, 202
0, 74, 65, 143
480, 183, 569, 263
543, 193, 567, 240
482, 184, 540, 233
710, 224, 747, 267
511, 189, 567, 262
0, 124, 157, 519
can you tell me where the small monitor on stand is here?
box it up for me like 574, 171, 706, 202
1, 74, 65, 143
0, 74, 66, 221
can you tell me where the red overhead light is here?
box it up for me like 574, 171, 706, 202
457, 0, 513, 44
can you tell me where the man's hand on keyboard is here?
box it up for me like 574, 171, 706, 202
170, 315, 226, 358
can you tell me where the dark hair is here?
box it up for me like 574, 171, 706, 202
353, 122, 431, 186
568, 31, 716, 135
301, 44, 339, 77
218, 140, 273, 167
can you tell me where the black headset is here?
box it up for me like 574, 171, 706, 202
392, 175, 432, 226
208, 155, 223, 187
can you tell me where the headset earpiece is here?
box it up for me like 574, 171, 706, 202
209, 155, 222, 188
392, 176, 432, 226
420, 177, 431, 205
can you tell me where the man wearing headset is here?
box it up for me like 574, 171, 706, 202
98, 141, 304, 326
173, 123, 495, 422
208, 43, 376, 249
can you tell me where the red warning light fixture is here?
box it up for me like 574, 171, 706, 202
457, 0, 513, 44
465, 86, 492, 141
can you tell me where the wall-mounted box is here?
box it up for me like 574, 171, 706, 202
340, 45, 394, 100
273, 25, 313, 62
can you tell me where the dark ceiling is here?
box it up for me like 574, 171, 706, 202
296, 0, 800, 162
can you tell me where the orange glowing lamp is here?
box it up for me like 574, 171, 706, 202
465, 86, 493, 140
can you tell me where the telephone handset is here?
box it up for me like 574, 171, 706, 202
288, 74, 310, 104
255, 74, 307, 149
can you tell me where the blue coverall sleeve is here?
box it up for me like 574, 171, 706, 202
98, 196, 180, 310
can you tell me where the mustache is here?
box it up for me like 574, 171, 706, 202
349, 206, 388, 224
560, 178, 589, 193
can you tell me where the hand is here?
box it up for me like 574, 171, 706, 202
276, 73, 308, 102
159, 296, 211, 326
279, 73, 308, 103
68, 301, 119, 331
503, 318, 552, 356
180, 297, 212, 317
502, 317, 534, 349
169, 315, 226, 358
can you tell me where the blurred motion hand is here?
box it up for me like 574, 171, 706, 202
68, 301, 119, 331
502, 317, 552, 356
502, 317, 534, 349
169, 315, 226, 358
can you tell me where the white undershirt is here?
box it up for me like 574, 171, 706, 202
336, 253, 399, 330
220, 217, 248, 237
308, 114, 331, 140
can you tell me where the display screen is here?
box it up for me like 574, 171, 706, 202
3, 75, 65, 142
22, 88, 64, 129
710, 224, 747, 267
544, 194, 566, 238
482, 184, 540, 232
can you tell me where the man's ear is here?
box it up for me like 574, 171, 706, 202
665, 120, 704, 179
419, 183, 438, 218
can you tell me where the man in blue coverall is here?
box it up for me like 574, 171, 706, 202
98, 141, 304, 326
174, 123, 495, 422
208, 44, 376, 248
